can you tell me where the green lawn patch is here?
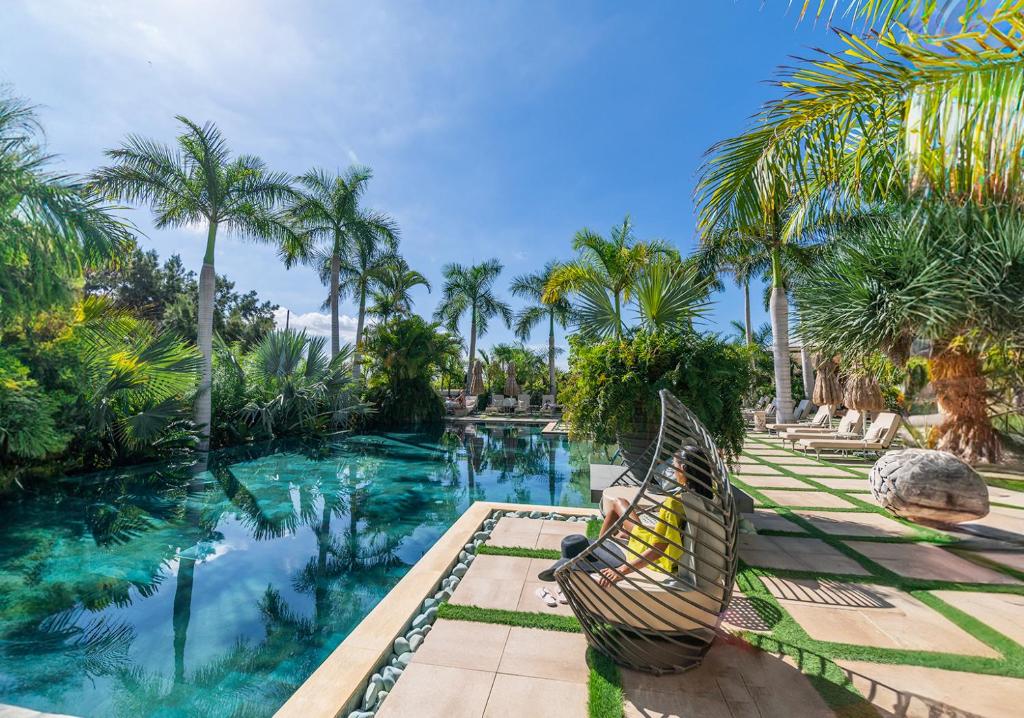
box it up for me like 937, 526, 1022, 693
587, 518, 602, 539
437, 602, 582, 633
587, 647, 624, 718
476, 544, 561, 559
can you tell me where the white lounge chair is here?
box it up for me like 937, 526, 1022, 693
797, 412, 902, 458
452, 395, 478, 417
779, 410, 864, 449
766, 405, 831, 434
515, 393, 530, 414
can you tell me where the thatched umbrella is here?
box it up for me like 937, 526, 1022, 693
844, 372, 885, 413
813, 355, 843, 406
469, 359, 485, 395
504, 361, 521, 397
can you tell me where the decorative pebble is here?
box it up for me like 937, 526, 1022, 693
464, 554, 475, 565
412, 612, 430, 629
448, 576, 461, 590
529, 510, 542, 519
420, 624, 432, 636
381, 673, 395, 691
464, 542, 475, 552
473, 531, 490, 541
383, 666, 403, 682
363, 675, 383, 710
348, 711, 374, 718
376, 690, 388, 707
458, 551, 469, 563
409, 634, 424, 651
551, 514, 566, 521
422, 597, 438, 611
451, 563, 468, 578
473, 539, 483, 549
396, 651, 413, 668
393, 637, 410, 655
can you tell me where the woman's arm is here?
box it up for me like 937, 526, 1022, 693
597, 540, 668, 587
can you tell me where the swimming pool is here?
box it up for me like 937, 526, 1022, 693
0, 424, 604, 717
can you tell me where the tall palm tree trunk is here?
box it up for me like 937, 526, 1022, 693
548, 311, 556, 395
172, 553, 195, 683
353, 286, 367, 381
769, 248, 794, 422
465, 305, 477, 394
743, 279, 753, 346
929, 343, 1001, 463
195, 222, 217, 452
329, 251, 340, 358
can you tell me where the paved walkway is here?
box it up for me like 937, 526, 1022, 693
375, 434, 1024, 717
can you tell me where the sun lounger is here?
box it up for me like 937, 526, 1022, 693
766, 405, 831, 434
791, 399, 811, 421
451, 395, 478, 417
797, 412, 902, 458
514, 393, 530, 414
779, 410, 863, 449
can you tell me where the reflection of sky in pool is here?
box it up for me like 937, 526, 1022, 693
0, 425, 604, 717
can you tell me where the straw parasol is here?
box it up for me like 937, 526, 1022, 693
843, 371, 885, 413
469, 359, 485, 395
504, 361, 521, 397
813, 355, 843, 406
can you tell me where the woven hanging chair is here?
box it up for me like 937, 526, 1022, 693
555, 390, 739, 674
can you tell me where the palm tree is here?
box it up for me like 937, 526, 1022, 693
367, 255, 430, 324
92, 117, 293, 451
1, 92, 132, 325
510, 261, 571, 395
797, 202, 1024, 463
286, 167, 398, 359
335, 233, 400, 381
700, 233, 767, 347
434, 259, 512, 394
544, 216, 674, 340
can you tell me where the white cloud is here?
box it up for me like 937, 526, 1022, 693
274, 308, 359, 342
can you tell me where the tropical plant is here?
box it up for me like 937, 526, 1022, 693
480, 342, 548, 396
240, 329, 362, 438
796, 202, 1024, 462
1, 92, 132, 325
632, 258, 713, 333
367, 255, 430, 324
510, 261, 572, 395
702, 232, 769, 346
434, 259, 512, 393
285, 167, 398, 359
362, 315, 460, 427
560, 329, 749, 459
92, 117, 293, 451
544, 216, 677, 340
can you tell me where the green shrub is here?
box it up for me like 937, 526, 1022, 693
560, 329, 749, 459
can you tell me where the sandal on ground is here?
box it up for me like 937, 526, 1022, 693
534, 587, 558, 608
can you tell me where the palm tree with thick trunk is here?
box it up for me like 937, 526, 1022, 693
335, 233, 400, 381
435, 260, 512, 394
510, 261, 571, 395
92, 117, 293, 450
286, 166, 398, 359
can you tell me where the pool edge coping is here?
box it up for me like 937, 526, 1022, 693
273, 501, 599, 718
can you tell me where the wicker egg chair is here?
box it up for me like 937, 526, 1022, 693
555, 389, 739, 674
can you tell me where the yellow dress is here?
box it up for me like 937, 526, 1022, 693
626, 497, 684, 573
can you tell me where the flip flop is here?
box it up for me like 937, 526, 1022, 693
534, 587, 558, 608
555, 589, 568, 604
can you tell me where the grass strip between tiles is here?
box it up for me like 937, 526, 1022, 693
476, 545, 561, 559
436, 602, 582, 633
586, 647, 625, 718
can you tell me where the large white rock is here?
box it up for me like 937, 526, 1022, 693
870, 449, 990, 524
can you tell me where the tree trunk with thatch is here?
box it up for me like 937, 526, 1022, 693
929, 343, 1000, 463
844, 372, 885, 414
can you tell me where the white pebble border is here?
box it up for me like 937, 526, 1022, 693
346, 509, 590, 718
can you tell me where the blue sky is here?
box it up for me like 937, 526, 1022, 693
1, 1, 844, 356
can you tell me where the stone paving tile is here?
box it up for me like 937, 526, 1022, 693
623, 639, 837, 718
739, 534, 870, 575
769, 456, 821, 466
732, 473, 812, 489
790, 465, 865, 478
488, 517, 541, 548
807, 476, 872, 491
517, 581, 575, 616
734, 464, 785, 476
761, 577, 998, 657
410, 619, 510, 672
988, 486, 1024, 508
536, 520, 585, 551
747, 508, 805, 533
484, 674, 587, 718
759, 490, 857, 509
450, 555, 534, 611
497, 627, 590, 684
375, 663, 494, 718
835, 659, 1024, 718
720, 591, 779, 634
846, 541, 1022, 584
963, 504, 1024, 537
791, 510, 913, 537
959, 547, 1024, 573
744, 449, 792, 457
931, 590, 1024, 645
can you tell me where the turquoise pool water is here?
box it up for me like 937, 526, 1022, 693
0, 424, 602, 718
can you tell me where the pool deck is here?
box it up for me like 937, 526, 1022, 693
279, 433, 1024, 718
